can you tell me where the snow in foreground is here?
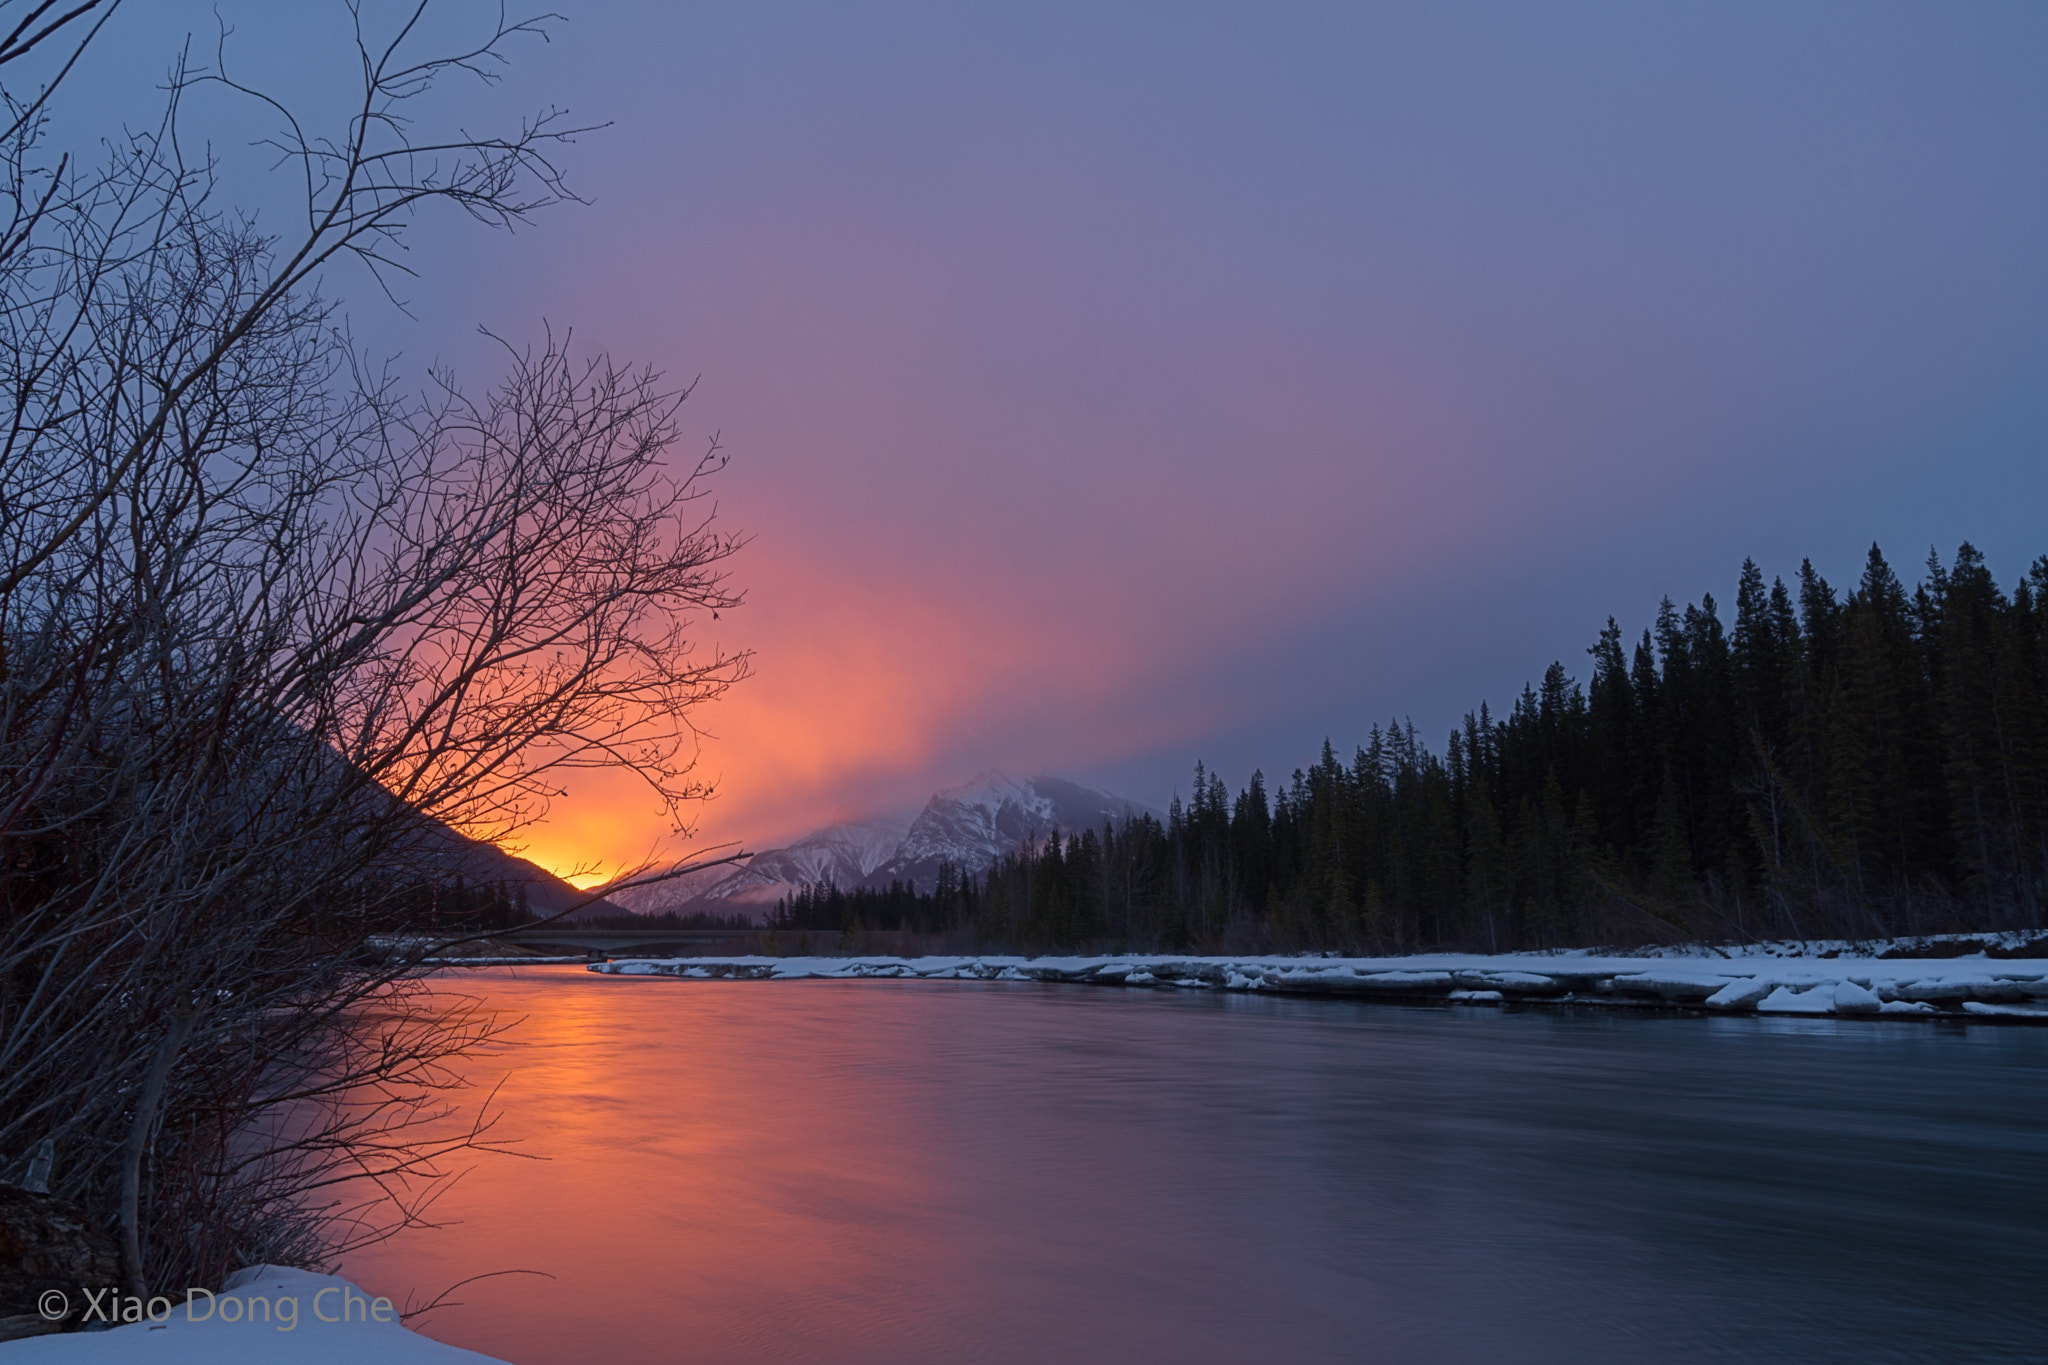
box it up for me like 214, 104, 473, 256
588, 941, 2048, 1020
6, 1266, 510, 1365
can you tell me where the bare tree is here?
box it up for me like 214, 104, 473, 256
0, 0, 746, 1299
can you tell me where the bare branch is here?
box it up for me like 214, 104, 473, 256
0, 0, 747, 1297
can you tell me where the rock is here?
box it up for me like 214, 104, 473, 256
0, 1182, 120, 1338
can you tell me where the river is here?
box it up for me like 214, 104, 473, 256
344, 966, 2047, 1364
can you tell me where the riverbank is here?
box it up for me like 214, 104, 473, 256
586, 934, 2048, 1020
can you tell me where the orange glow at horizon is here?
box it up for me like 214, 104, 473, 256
473, 179, 1483, 884
498, 532, 1241, 881
458, 132, 1511, 885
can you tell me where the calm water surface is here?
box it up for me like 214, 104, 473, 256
347, 967, 2047, 1364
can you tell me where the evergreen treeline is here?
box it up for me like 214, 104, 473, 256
392, 878, 539, 933
776, 544, 2048, 953
577, 908, 759, 931
770, 880, 966, 938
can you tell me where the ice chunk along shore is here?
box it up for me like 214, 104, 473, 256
586, 949, 2048, 1021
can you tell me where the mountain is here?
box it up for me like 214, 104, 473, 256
606, 811, 914, 915
435, 827, 622, 920
604, 771, 1158, 916
869, 772, 1156, 891
595, 858, 747, 916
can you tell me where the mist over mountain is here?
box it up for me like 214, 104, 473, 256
869, 772, 1156, 892
606, 771, 1157, 917
639, 812, 918, 913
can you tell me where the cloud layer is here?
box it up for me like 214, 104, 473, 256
79, 3, 2048, 879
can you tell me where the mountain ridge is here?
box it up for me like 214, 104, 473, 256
606, 771, 1159, 917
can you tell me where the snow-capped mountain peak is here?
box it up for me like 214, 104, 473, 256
878, 773, 1154, 886
605, 811, 913, 914
933, 769, 1052, 815
606, 772, 1159, 916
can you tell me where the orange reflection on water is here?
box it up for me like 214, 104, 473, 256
346, 968, 1405, 1364
346, 970, 1030, 1364
342, 965, 2048, 1365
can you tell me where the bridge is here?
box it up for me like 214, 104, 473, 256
498, 926, 765, 956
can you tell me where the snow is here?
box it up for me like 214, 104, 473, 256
1610, 972, 1727, 1000
5, 1266, 511, 1364
929, 769, 1056, 823
584, 945, 2048, 1022
609, 771, 1160, 910
1454, 970, 1566, 993
610, 811, 918, 913
1757, 985, 1835, 1014
874, 773, 1158, 889
1961, 1000, 2048, 1018
1704, 978, 1775, 1010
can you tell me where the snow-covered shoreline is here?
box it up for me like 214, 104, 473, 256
586, 938, 2048, 1021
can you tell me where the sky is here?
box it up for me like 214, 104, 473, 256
56, 1, 2048, 884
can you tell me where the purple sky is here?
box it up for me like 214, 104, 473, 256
64, 2, 2048, 879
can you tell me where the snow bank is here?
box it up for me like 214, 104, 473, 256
586, 947, 2048, 1022
6, 1266, 511, 1364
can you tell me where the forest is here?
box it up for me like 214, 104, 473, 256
772, 543, 2048, 953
